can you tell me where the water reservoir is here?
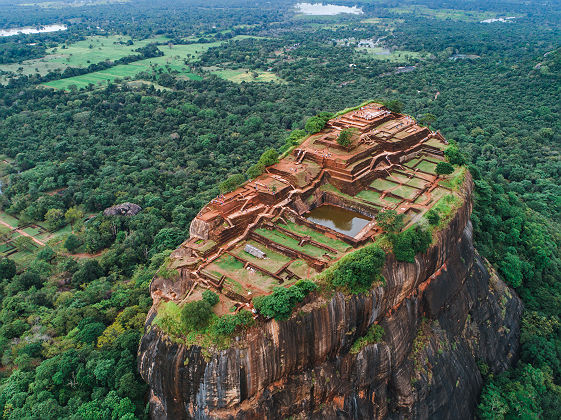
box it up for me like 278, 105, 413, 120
305, 204, 370, 237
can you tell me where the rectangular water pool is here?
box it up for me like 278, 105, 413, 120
305, 204, 370, 237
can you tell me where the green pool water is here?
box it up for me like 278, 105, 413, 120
305, 204, 370, 237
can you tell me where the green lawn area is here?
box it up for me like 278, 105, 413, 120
391, 184, 419, 200
416, 160, 438, 174
387, 5, 499, 22
356, 190, 387, 206
214, 254, 244, 272
230, 240, 291, 273
211, 68, 283, 83
41, 37, 258, 90
37, 223, 72, 243
429, 194, 462, 228
287, 259, 317, 279
425, 137, 447, 150
0, 211, 19, 227
405, 176, 429, 189
254, 228, 329, 259
414, 193, 431, 204
0, 35, 169, 81
439, 167, 466, 190
41, 59, 201, 90
370, 178, 399, 191
224, 277, 245, 295
384, 194, 403, 203
356, 47, 427, 63
22, 226, 42, 236
9, 249, 39, 267
387, 172, 411, 184
429, 187, 450, 203
0, 243, 15, 254
0, 224, 11, 235
276, 221, 351, 253
207, 256, 281, 293
404, 158, 421, 168
422, 155, 444, 164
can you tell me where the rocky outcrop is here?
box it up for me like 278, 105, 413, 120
138, 176, 522, 419
103, 202, 142, 217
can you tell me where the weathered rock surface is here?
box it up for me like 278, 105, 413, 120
103, 202, 142, 217
138, 178, 522, 419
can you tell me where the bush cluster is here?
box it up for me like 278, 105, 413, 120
246, 148, 279, 179
337, 128, 354, 147
253, 280, 317, 320
444, 144, 466, 166
304, 112, 333, 134
392, 226, 432, 263
330, 245, 386, 293
280, 129, 307, 154
213, 310, 254, 335
350, 324, 385, 354
219, 173, 246, 194
436, 161, 454, 176
181, 290, 220, 331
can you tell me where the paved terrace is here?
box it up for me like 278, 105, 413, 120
167, 103, 452, 315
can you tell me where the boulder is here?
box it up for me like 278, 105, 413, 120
103, 202, 142, 217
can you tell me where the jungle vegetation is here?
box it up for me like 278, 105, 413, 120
0, 0, 559, 418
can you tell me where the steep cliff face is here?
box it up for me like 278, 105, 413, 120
138, 178, 522, 419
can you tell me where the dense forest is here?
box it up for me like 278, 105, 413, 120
0, 0, 560, 418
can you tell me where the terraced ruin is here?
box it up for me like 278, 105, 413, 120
140, 102, 523, 420
159, 103, 462, 315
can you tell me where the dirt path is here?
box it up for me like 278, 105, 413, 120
63, 250, 104, 259
0, 220, 46, 247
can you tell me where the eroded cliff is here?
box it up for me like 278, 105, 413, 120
138, 176, 522, 419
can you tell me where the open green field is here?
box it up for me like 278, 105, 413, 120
404, 158, 421, 168
0, 35, 169, 81
37, 223, 72, 243
277, 221, 350, 253
41, 36, 260, 90
254, 228, 330, 259
360, 17, 403, 30
288, 259, 317, 279
388, 172, 411, 184
405, 176, 428, 189
416, 160, 438, 174
7, 249, 38, 267
356, 189, 400, 207
387, 6, 500, 22
22, 226, 42, 236
0, 211, 19, 227
414, 192, 430, 205
425, 137, 448, 150
422, 155, 444, 164
356, 47, 427, 62
230, 240, 291, 273
42, 56, 201, 90
370, 178, 399, 191
211, 68, 283, 83
0, 243, 14, 254
207, 255, 281, 293
439, 166, 466, 190
391, 184, 418, 200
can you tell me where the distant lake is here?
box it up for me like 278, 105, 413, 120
0, 24, 67, 37
295, 3, 363, 15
